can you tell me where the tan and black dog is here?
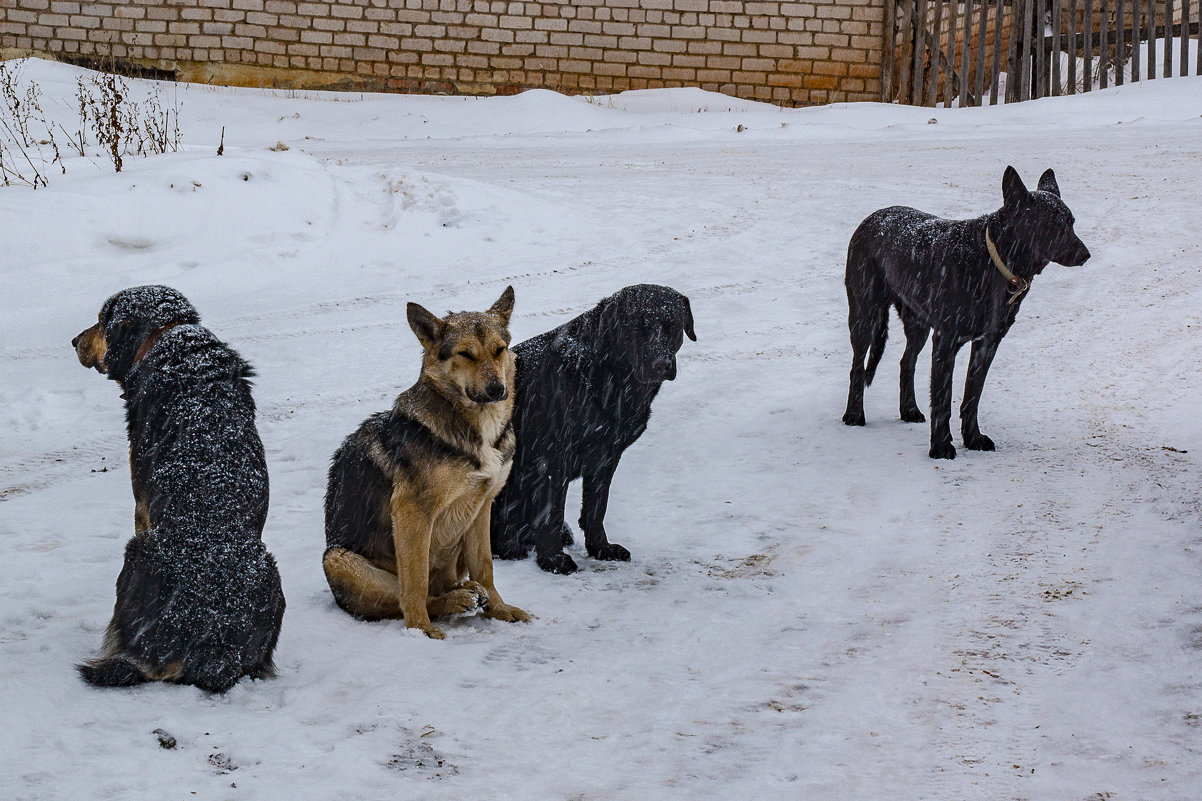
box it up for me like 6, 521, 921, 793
323, 286, 530, 639
72, 285, 285, 693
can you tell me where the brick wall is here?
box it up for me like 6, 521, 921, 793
0, 1, 886, 107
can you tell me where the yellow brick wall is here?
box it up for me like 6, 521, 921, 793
0, 0, 885, 106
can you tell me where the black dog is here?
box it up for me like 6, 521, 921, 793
842, 166, 1090, 459
72, 285, 285, 692
491, 284, 695, 574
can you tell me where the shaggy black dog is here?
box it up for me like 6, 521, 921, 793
842, 166, 1091, 459
491, 284, 695, 574
72, 285, 284, 693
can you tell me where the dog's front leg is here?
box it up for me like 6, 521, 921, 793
961, 336, 1001, 451
464, 508, 530, 624
390, 486, 442, 639
928, 332, 961, 460
581, 458, 630, 562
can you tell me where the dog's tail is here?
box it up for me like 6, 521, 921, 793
77, 655, 149, 688
863, 306, 889, 387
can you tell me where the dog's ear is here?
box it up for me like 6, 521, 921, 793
488, 285, 515, 327
407, 302, 446, 350
595, 294, 622, 346
681, 295, 696, 342
1036, 168, 1060, 197
1002, 165, 1028, 208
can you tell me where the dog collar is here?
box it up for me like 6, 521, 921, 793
133, 323, 181, 365
985, 226, 1030, 305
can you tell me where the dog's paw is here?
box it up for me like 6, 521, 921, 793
842, 411, 866, 427
444, 588, 481, 615
901, 408, 926, 423
588, 542, 631, 562
537, 552, 578, 574
487, 603, 531, 623
929, 441, 957, 460
964, 433, 995, 451
460, 580, 490, 611
413, 623, 446, 640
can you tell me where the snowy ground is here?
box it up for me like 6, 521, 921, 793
1, 59, 1200, 800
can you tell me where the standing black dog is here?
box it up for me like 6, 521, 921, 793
72, 285, 285, 692
842, 166, 1090, 459
491, 284, 695, 574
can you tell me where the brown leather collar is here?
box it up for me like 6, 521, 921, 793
985, 226, 1030, 305
133, 323, 181, 365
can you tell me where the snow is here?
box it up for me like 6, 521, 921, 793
2, 57, 1201, 799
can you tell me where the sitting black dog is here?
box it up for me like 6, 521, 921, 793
72, 285, 285, 692
842, 166, 1090, 459
491, 284, 695, 574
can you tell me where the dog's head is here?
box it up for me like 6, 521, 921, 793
71, 285, 201, 382
597, 284, 696, 383
1001, 166, 1091, 267
408, 286, 516, 406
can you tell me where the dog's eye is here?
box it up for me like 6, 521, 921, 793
458, 350, 476, 361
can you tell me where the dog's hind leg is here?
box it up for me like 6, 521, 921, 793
841, 299, 889, 428
842, 283, 888, 427
530, 477, 576, 574
322, 546, 402, 620
928, 332, 964, 460
960, 335, 1001, 451
897, 306, 929, 423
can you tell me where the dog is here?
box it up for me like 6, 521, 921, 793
490, 284, 696, 574
841, 166, 1091, 459
71, 285, 285, 692
322, 286, 530, 639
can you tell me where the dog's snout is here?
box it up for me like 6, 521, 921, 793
484, 380, 507, 402
1063, 240, 1091, 266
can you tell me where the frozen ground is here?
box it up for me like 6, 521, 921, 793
1, 59, 1200, 800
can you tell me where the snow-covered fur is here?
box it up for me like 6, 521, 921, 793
72, 285, 285, 693
491, 284, 696, 574
842, 166, 1091, 459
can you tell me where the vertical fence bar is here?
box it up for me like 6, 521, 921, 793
1083, 0, 1094, 89
991, 0, 1004, 101
1196, 0, 1202, 77
913, 0, 928, 104
927, 0, 945, 104
1164, 0, 1174, 77
881, 0, 897, 101
974, 0, 989, 103
1116, 0, 1126, 83
1007, 0, 1022, 100
1068, 0, 1079, 91
959, 0, 973, 103
1051, 0, 1063, 92
1131, 0, 1140, 82
1022, 0, 1034, 98
1036, 0, 1048, 96
1146, 0, 1156, 77
1179, 0, 1189, 75
1099, 0, 1109, 88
